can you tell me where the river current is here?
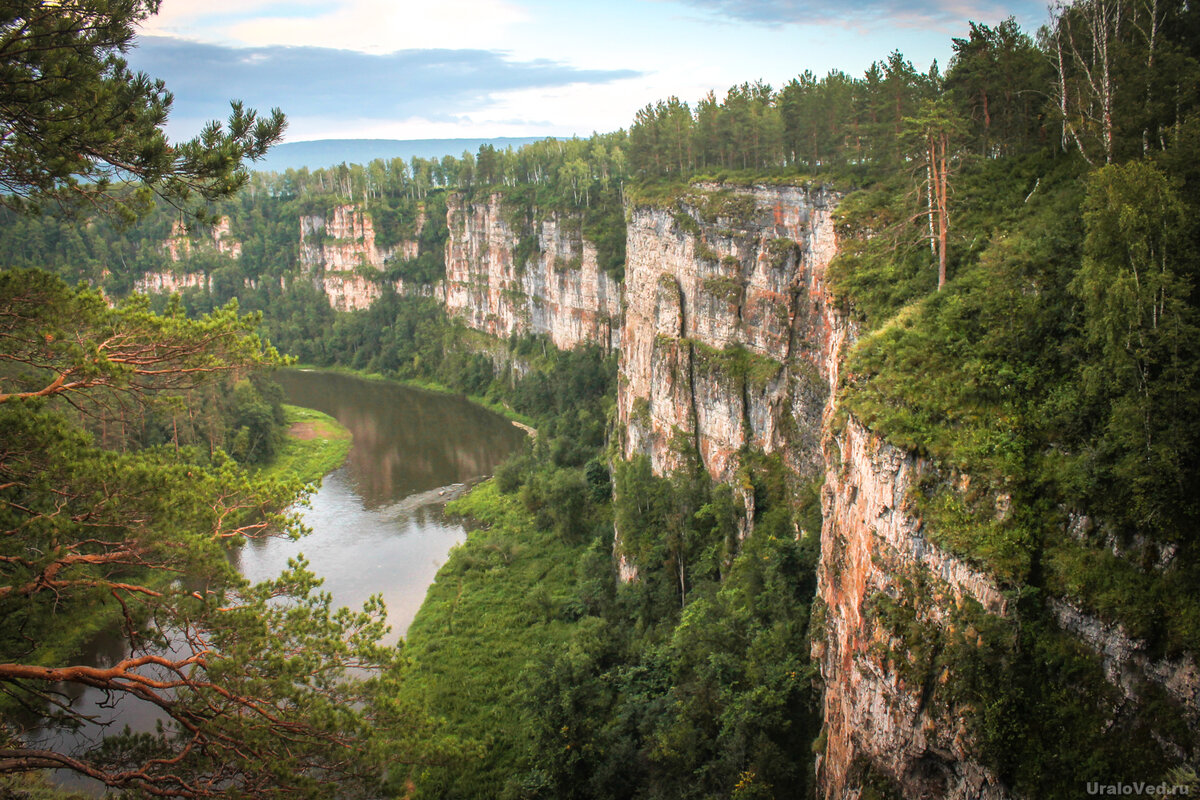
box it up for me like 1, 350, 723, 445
237, 369, 527, 641
40, 369, 526, 791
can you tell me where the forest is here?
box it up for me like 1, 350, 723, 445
2, 0, 1200, 797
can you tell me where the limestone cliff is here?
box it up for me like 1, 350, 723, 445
133, 269, 211, 294
132, 183, 1195, 798
300, 204, 388, 272
815, 417, 1011, 800
612, 181, 1197, 799
443, 192, 621, 350
162, 217, 242, 261
141, 216, 240, 296
298, 203, 429, 312
617, 183, 837, 482
300, 204, 389, 312
212, 216, 243, 259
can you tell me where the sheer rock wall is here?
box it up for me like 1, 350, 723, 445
617, 183, 837, 483
443, 192, 621, 351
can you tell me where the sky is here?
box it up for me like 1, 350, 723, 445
129, 0, 1046, 144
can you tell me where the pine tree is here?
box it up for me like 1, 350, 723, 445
0, 0, 284, 222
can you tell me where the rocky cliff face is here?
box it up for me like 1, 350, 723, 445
141, 216, 241, 296
131, 178, 1196, 796
163, 217, 242, 262
617, 183, 837, 482
299, 204, 390, 312
815, 417, 1011, 800
300, 204, 388, 272
610, 183, 1007, 795
298, 204, 426, 312
212, 216, 242, 259
443, 193, 621, 350
133, 269, 211, 294
613, 182, 1141, 800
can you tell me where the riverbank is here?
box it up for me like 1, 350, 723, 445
289, 364, 538, 431
32, 406, 350, 668
255, 404, 353, 486
396, 480, 593, 795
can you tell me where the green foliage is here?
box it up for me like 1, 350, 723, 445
383, 191, 450, 285
943, 602, 1182, 795
396, 481, 598, 798
767, 237, 800, 269
254, 403, 352, 487
6, 4, 1200, 793
826, 181, 940, 325
690, 340, 783, 390
702, 275, 744, 304
829, 122, 1200, 793
1068, 161, 1200, 543
505, 454, 821, 800
687, 187, 760, 227
945, 19, 1048, 157
1046, 0, 1200, 166
865, 570, 1187, 797
1044, 539, 1200, 655
0, 1, 284, 221
0, 269, 291, 466
630, 83, 785, 176
0, 274, 430, 795
837, 151, 1200, 698
623, 179, 692, 212
582, 198, 627, 282
0, 773, 92, 799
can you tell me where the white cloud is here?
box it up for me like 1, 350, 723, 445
278, 78, 677, 141
141, 0, 529, 53
467, 73, 722, 138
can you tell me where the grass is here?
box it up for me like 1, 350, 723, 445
396, 480, 589, 796
256, 404, 352, 486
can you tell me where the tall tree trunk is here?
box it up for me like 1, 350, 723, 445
936, 131, 949, 290
928, 131, 950, 290
927, 159, 937, 257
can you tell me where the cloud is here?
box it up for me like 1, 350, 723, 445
127, 37, 641, 140
141, 0, 527, 53
671, 0, 1043, 30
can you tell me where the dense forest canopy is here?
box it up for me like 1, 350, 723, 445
3, 0, 1200, 797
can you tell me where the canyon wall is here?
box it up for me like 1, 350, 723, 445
612, 183, 1014, 796
443, 192, 621, 351
133, 269, 211, 294
617, 183, 837, 482
611, 181, 1197, 800
135, 187, 1196, 799
296, 204, 429, 311
815, 418, 1011, 800
299, 204, 392, 312
162, 217, 242, 262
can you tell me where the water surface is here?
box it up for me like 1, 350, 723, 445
236, 369, 527, 640
40, 369, 526, 790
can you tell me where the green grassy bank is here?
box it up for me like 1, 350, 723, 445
396, 481, 593, 797
256, 404, 353, 486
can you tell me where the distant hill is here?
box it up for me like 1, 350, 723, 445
251, 137, 551, 173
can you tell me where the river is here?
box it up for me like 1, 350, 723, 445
236, 370, 527, 642
40, 369, 527, 791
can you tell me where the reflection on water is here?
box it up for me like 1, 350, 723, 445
273, 370, 526, 508
239, 370, 527, 641
234, 467, 468, 645
42, 369, 526, 791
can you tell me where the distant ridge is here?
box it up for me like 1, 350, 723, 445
252, 137, 552, 173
